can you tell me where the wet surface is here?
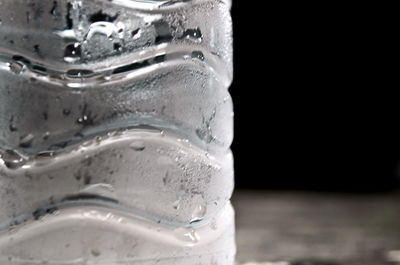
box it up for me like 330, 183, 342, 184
234, 191, 400, 265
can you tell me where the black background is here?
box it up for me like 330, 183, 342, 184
230, 2, 399, 191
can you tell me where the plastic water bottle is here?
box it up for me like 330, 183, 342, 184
0, 0, 234, 264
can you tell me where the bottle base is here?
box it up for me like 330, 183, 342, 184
0, 203, 235, 265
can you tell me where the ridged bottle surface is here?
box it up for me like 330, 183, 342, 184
0, 0, 234, 264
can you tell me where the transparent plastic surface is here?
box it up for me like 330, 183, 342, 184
0, 0, 234, 264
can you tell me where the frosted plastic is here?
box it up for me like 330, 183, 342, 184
0, 0, 234, 264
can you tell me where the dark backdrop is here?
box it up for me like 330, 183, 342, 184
230, 1, 399, 191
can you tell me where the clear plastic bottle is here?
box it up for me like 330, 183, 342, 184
0, 0, 234, 264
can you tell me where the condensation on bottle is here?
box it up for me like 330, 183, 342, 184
0, 0, 234, 264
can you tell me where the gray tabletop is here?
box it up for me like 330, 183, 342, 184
233, 191, 400, 265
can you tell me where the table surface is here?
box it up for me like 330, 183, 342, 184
232, 190, 400, 265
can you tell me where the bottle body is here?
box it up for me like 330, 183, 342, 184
0, 0, 234, 263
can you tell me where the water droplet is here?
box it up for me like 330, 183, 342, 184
0, 150, 27, 169
89, 10, 119, 23
32, 205, 59, 221
36, 151, 55, 158
173, 199, 181, 210
9, 116, 17, 132
32, 65, 47, 74
84, 173, 92, 185
33, 45, 40, 56
184, 229, 198, 242
64, 42, 81, 62
113, 42, 121, 51
9, 62, 24, 74
153, 21, 173, 44
95, 136, 102, 144
50, 1, 58, 16
77, 116, 88, 124
91, 249, 101, 257
43, 131, 51, 140
180, 28, 203, 42
54, 29, 76, 39
63, 109, 71, 116
174, 227, 199, 244
190, 204, 207, 224
130, 141, 145, 151
66, 69, 94, 78
103, 74, 112, 81
19, 133, 34, 148
34, 151, 55, 166
81, 139, 93, 147
191, 51, 205, 61
12, 55, 30, 65
116, 21, 125, 38
196, 128, 215, 143
131, 28, 141, 39
86, 22, 119, 40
